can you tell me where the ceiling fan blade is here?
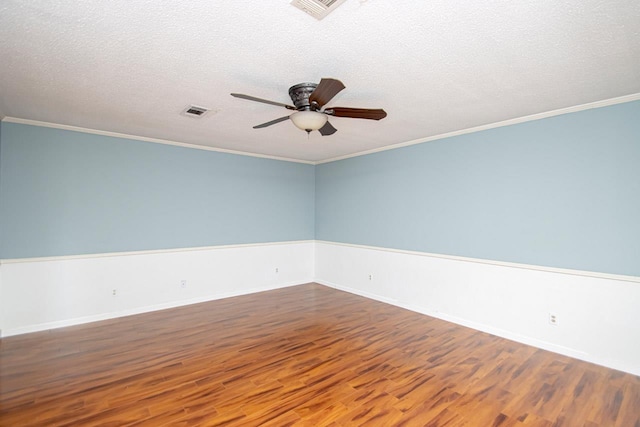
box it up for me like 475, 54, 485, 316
309, 78, 346, 108
231, 93, 296, 110
253, 116, 290, 129
318, 121, 337, 136
325, 107, 387, 120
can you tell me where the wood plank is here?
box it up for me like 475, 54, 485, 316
1, 283, 638, 426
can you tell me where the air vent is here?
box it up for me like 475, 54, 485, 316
291, 0, 348, 20
181, 105, 210, 118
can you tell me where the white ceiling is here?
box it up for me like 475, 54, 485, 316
1, 0, 639, 163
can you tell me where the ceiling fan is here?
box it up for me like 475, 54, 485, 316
231, 78, 387, 135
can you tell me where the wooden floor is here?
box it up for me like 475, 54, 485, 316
1, 284, 638, 426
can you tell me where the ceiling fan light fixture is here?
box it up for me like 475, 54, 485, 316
231, 78, 386, 136
290, 110, 328, 132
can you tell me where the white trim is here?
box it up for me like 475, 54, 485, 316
316, 93, 640, 164
0, 117, 315, 165
1, 241, 315, 337
316, 240, 640, 283
315, 279, 640, 374
3, 281, 305, 337
3, 239, 637, 282
3, 93, 639, 165
315, 243, 640, 375
0, 240, 314, 264
317, 279, 590, 359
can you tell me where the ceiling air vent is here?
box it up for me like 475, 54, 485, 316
291, 0, 348, 20
181, 105, 210, 118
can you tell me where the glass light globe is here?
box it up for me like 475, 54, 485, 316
290, 110, 328, 132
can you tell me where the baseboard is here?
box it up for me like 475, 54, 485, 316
316, 278, 640, 376
314, 241, 640, 376
0, 241, 315, 337
3, 280, 307, 337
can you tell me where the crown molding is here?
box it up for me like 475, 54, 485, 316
316, 93, 640, 164
3, 93, 639, 165
0, 117, 315, 165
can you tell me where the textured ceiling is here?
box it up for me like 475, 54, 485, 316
1, 0, 639, 162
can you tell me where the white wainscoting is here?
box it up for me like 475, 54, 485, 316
0, 241, 314, 337
3, 239, 638, 376
315, 241, 640, 376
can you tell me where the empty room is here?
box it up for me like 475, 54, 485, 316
1, 1, 639, 426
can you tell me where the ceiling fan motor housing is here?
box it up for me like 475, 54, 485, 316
288, 83, 318, 110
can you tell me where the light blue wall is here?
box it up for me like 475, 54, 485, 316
316, 101, 640, 277
2, 101, 639, 275
0, 123, 315, 258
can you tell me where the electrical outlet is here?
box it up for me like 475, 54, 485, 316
549, 313, 559, 326
368, 274, 373, 281
180, 280, 187, 289
112, 289, 117, 296
275, 267, 279, 273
